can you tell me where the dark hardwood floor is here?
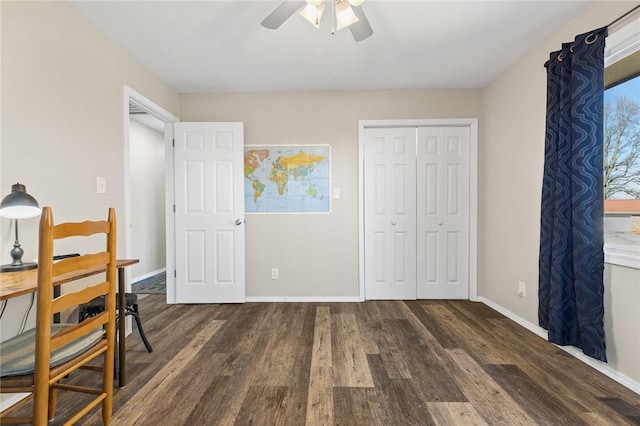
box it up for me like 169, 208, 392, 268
18, 296, 640, 425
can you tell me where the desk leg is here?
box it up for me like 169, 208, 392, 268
54, 286, 60, 323
118, 267, 126, 388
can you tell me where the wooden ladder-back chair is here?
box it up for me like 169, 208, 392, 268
0, 207, 117, 425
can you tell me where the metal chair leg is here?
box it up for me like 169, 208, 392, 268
128, 305, 153, 353
80, 294, 153, 356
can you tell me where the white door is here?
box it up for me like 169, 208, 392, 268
417, 127, 470, 299
363, 127, 417, 300
173, 122, 245, 303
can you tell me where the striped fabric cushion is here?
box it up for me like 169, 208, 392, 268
0, 324, 104, 377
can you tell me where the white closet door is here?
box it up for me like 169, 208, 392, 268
416, 126, 470, 299
363, 127, 417, 300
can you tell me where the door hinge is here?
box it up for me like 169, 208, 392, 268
173, 204, 176, 213
172, 139, 175, 148
174, 270, 177, 278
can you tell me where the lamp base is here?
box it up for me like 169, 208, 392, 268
0, 262, 37, 272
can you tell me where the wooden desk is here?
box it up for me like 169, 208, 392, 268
0, 259, 139, 388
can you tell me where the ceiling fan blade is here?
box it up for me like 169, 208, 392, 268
261, 1, 306, 29
349, 5, 373, 42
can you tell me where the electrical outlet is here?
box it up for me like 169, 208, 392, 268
517, 281, 526, 298
271, 268, 279, 280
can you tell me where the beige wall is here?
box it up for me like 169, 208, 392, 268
480, 1, 640, 385
181, 90, 482, 298
1, 0, 179, 258
0, 1, 180, 336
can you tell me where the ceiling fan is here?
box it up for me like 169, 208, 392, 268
261, 0, 373, 42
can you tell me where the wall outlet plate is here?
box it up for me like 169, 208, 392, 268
96, 176, 107, 194
517, 281, 526, 297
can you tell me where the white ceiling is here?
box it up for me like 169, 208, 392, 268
68, 0, 592, 93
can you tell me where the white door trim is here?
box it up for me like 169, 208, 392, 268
358, 118, 478, 301
123, 86, 179, 304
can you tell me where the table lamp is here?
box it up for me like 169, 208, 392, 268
0, 183, 42, 272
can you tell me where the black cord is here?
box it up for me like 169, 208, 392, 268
18, 293, 35, 333
0, 300, 6, 319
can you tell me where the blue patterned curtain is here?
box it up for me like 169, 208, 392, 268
538, 26, 608, 362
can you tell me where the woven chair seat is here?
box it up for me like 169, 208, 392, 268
0, 324, 104, 378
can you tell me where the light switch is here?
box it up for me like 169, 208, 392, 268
333, 187, 340, 199
96, 176, 107, 194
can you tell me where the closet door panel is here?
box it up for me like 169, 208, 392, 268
363, 127, 417, 300
417, 127, 470, 299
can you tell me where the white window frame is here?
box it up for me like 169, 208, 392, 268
604, 14, 640, 269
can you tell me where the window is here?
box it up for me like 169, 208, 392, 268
604, 15, 640, 269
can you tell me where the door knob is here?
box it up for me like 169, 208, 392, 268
235, 219, 243, 226
391, 221, 397, 226
438, 221, 443, 226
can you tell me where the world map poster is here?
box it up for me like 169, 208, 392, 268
244, 145, 331, 213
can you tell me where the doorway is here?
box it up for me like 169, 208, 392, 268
129, 104, 166, 289
358, 119, 478, 301
123, 86, 179, 303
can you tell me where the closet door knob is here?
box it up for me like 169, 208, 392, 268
391, 221, 397, 226
235, 219, 243, 226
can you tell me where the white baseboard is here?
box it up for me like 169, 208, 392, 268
245, 296, 361, 303
132, 267, 166, 284
477, 296, 640, 396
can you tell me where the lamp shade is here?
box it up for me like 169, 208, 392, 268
335, 1, 359, 30
0, 183, 41, 219
300, 2, 325, 28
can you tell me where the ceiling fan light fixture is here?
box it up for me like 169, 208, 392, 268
300, 2, 325, 28
335, 0, 359, 30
